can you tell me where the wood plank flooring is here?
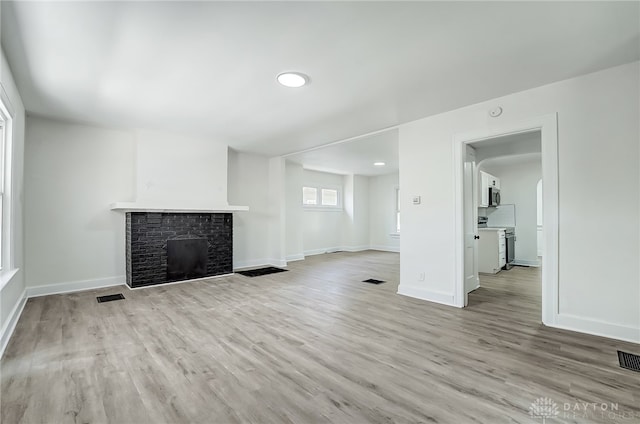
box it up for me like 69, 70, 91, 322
2, 251, 639, 423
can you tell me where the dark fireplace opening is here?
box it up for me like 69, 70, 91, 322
167, 238, 208, 281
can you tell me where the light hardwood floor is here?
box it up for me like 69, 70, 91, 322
2, 251, 639, 423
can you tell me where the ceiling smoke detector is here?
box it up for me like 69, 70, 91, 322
277, 72, 309, 88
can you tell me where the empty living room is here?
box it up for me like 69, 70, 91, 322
1, 2, 639, 423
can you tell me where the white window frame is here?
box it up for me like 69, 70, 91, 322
302, 184, 343, 211
302, 186, 319, 206
0, 83, 15, 281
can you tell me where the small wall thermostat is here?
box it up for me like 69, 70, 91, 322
412, 196, 421, 205
489, 107, 503, 117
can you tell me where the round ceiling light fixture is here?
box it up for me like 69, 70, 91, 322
277, 72, 309, 88
374, 162, 386, 166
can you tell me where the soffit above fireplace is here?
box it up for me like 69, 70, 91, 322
110, 202, 249, 213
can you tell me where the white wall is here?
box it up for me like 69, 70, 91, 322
285, 160, 304, 261
482, 160, 542, 265
369, 172, 400, 252
399, 61, 640, 342
301, 169, 345, 255
227, 150, 271, 269
341, 174, 370, 250
135, 129, 228, 206
25, 116, 136, 288
24, 117, 240, 289
267, 157, 286, 266
285, 166, 398, 256
0, 48, 26, 353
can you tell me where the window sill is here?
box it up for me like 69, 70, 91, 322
303, 206, 343, 212
0, 268, 20, 291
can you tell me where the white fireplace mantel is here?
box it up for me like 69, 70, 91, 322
110, 202, 249, 213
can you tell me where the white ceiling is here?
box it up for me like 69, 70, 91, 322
2, 2, 639, 157
286, 129, 398, 177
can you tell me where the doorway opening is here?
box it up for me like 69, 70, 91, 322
469, 133, 543, 319
453, 114, 558, 326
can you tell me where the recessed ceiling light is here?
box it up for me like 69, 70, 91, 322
277, 72, 309, 88
374, 162, 386, 166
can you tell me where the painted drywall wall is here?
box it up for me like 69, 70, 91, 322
135, 129, 228, 206
285, 161, 304, 261
267, 157, 286, 266
369, 172, 400, 252
0, 48, 26, 349
481, 160, 542, 265
399, 61, 640, 342
227, 150, 271, 268
342, 174, 370, 250
25, 116, 135, 287
301, 169, 345, 255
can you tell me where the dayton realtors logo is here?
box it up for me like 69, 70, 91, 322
529, 397, 637, 422
529, 397, 559, 423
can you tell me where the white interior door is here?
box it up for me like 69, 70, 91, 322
463, 145, 479, 306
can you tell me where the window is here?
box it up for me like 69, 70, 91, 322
302, 186, 341, 209
0, 84, 14, 272
321, 189, 338, 206
395, 187, 400, 233
303, 187, 318, 205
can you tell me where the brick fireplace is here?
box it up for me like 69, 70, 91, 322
125, 212, 233, 288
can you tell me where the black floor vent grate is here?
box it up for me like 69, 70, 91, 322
363, 279, 385, 285
97, 293, 125, 303
618, 351, 640, 372
237, 267, 288, 277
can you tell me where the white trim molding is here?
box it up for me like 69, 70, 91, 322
26, 275, 124, 298
341, 245, 370, 253
511, 259, 541, 267
285, 253, 305, 262
0, 289, 26, 358
304, 246, 379, 256
233, 258, 281, 270
233, 258, 288, 270
397, 285, 455, 306
126, 273, 234, 290
453, 113, 559, 326
370, 245, 400, 253
553, 314, 640, 344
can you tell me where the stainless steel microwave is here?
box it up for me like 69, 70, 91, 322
489, 187, 501, 207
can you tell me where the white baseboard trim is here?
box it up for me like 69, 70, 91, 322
127, 273, 234, 290
303, 247, 342, 256
234, 258, 273, 270
552, 313, 640, 344
341, 245, 370, 253
234, 258, 288, 270
285, 253, 305, 262
397, 285, 456, 307
370, 245, 400, 253
0, 289, 27, 359
512, 259, 541, 267
269, 258, 287, 268
26, 275, 125, 298
304, 246, 362, 256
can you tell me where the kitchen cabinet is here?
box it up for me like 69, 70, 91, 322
478, 228, 506, 273
478, 171, 501, 207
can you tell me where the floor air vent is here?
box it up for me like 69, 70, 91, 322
618, 351, 640, 372
363, 278, 385, 285
237, 267, 288, 277
97, 293, 125, 303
